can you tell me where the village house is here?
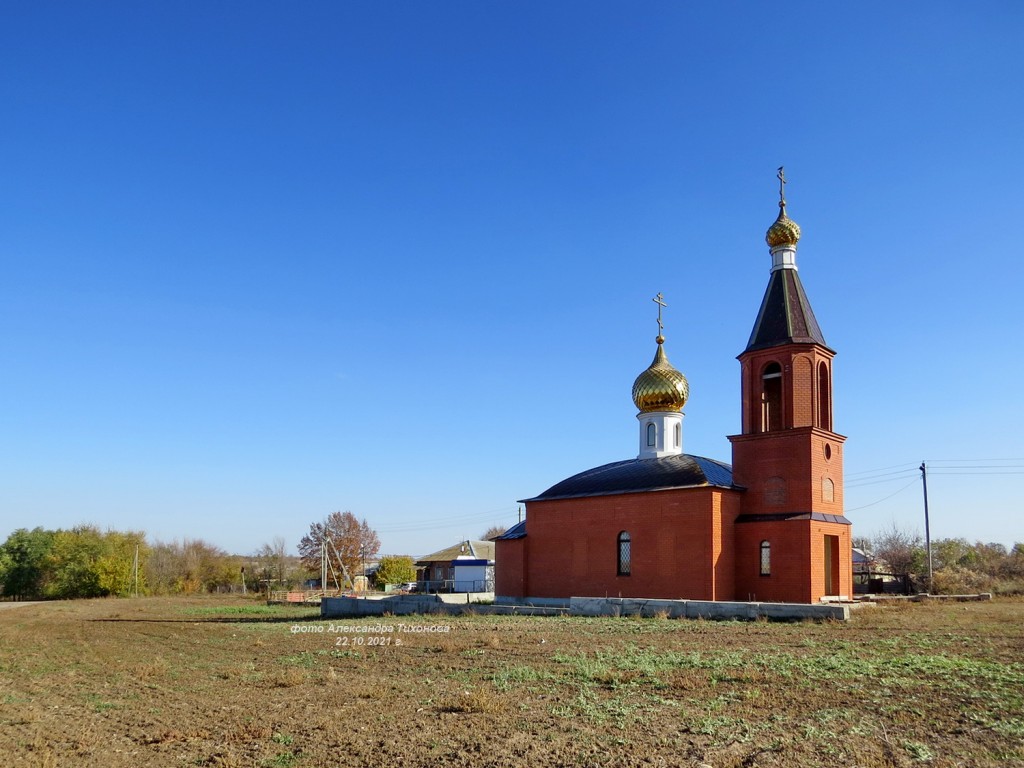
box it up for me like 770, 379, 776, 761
416, 540, 495, 593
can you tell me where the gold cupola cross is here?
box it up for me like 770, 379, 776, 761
653, 292, 667, 337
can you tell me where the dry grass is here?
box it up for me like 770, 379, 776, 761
0, 596, 1022, 767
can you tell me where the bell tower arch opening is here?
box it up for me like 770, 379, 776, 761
761, 362, 783, 432
817, 361, 832, 431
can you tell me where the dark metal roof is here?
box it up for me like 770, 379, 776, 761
520, 454, 735, 503
735, 512, 851, 525
495, 520, 526, 540
745, 268, 828, 352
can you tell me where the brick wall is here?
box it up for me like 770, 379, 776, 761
503, 487, 742, 601
495, 536, 527, 597
733, 519, 851, 602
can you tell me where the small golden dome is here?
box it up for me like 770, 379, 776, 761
632, 338, 689, 413
765, 203, 801, 248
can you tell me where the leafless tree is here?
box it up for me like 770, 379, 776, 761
481, 525, 507, 541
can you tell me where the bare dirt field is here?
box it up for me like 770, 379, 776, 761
1, 597, 1022, 767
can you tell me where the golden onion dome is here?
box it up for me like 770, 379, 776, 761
765, 202, 801, 248
631, 336, 689, 413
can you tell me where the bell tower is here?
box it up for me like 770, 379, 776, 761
728, 169, 852, 603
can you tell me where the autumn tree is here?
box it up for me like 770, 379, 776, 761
94, 529, 148, 596
144, 538, 234, 594
298, 511, 380, 586
45, 525, 107, 599
0, 527, 56, 599
374, 555, 416, 587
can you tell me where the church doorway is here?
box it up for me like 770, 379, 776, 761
823, 535, 841, 596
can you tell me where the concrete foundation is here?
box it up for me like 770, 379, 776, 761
494, 595, 571, 609
320, 594, 566, 618
322, 594, 851, 621
567, 596, 848, 621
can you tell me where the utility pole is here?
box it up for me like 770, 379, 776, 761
920, 461, 933, 592
132, 544, 139, 598
321, 539, 328, 593
360, 545, 366, 592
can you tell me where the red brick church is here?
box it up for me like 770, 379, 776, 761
496, 175, 852, 604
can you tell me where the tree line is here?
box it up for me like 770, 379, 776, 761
0, 525, 292, 599
859, 525, 1024, 595
0, 511, 402, 600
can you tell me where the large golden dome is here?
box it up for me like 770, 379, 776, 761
765, 203, 801, 248
632, 336, 689, 413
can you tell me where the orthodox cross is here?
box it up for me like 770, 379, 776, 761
777, 166, 787, 207
652, 292, 667, 335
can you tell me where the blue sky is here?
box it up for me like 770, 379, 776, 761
2, 2, 1022, 558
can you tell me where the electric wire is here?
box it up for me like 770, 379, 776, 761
845, 478, 921, 512
845, 461, 919, 478
845, 471, 919, 489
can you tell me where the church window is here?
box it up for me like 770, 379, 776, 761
617, 531, 631, 576
674, 423, 681, 448
646, 422, 656, 447
818, 362, 831, 430
761, 362, 783, 432
760, 541, 771, 576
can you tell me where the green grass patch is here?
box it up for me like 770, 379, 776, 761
491, 665, 557, 691
176, 604, 289, 616
277, 652, 317, 668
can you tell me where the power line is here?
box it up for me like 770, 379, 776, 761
373, 507, 519, 533
845, 478, 920, 512
925, 458, 1024, 463
927, 470, 1024, 476
845, 471, 920, 489
846, 467, 922, 482
927, 464, 1024, 468
846, 461, 919, 478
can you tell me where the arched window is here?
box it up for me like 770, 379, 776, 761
617, 531, 631, 576
760, 540, 771, 576
761, 362, 783, 432
818, 361, 831, 431
646, 422, 656, 447
674, 422, 681, 448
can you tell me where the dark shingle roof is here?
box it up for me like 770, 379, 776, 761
520, 454, 735, 503
745, 268, 828, 352
495, 520, 526, 540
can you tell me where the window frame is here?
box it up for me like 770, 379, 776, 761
617, 531, 632, 576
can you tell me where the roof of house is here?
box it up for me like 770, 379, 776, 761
519, 454, 736, 503
745, 267, 828, 352
416, 540, 495, 564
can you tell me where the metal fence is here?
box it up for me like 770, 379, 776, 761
416, 578, 494, 594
